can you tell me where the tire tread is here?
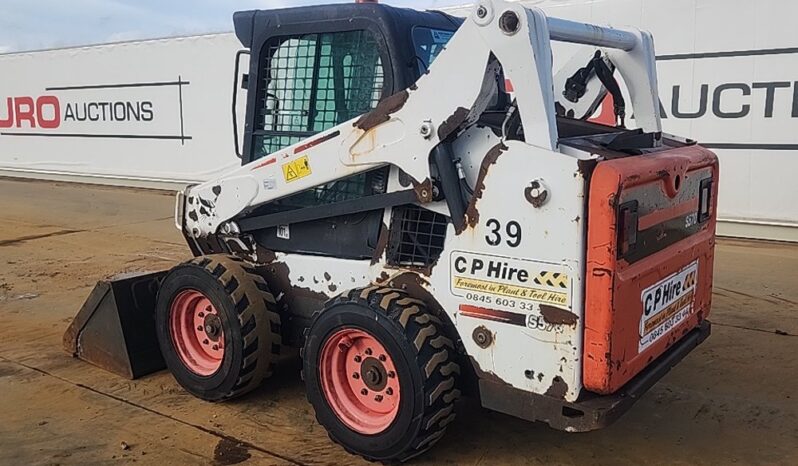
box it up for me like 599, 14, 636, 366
190, 254, 281, 400
305, 286, 460, 462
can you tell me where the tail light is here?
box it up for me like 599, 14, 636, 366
698, 178, 713, 223
617, 200, 638, 257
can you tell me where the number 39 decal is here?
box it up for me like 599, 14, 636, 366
485, 218, 522, 247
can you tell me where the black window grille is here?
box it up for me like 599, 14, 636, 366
252, 30, 385, 159
252, 167, 388, 216
387, 205, 449, 267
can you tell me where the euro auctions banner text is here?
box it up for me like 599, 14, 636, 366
0, 33, 244, 186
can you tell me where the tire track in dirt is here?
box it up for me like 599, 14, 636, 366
0, 354, 309, 466
0, 229, 85, 247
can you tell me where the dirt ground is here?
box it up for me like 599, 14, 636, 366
0, 177, 796, 466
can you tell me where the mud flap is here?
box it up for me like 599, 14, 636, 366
63, 271, 168, 379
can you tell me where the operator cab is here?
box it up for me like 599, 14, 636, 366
226, 3, 461, 263
233, 3, 462, 164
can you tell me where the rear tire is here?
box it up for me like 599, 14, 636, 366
302, 286, 460, 462
156, 254, 281, 401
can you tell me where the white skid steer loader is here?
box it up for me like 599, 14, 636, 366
65, 0, 719, 461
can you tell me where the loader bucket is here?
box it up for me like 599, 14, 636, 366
63, 271, 168, 379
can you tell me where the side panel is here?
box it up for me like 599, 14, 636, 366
428, 141, 588, 402
266, 141, 589, 402
584, 144, 718, 394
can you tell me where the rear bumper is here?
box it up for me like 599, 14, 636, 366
478, 320, 711, 432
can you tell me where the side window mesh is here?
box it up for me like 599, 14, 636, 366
253, 30, 385, 159
253, 167, 389, 216
387, 205, 449, 267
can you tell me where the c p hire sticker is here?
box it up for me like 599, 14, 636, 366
450, 251, 571, 308
639, 259, 699, 351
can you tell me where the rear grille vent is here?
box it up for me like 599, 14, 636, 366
387, 205, 449, 267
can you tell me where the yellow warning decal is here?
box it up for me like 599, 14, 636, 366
533, 271, 569, 289
282, 155, 312, 182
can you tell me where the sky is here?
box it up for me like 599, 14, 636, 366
0, 0, 470, 53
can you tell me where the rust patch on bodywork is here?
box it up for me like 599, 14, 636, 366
437, 107, 470, 141
371, 222, 390, 265
468, 356, 512, 387
385, 272, 441, 314
354, 90, 409, 131
540, 305, 579, 326
576, 158, 597, 178
544, 376, 569, 399
255, 248, 328, 319
524, 180, 548, 208
462, 142, 507, 233
261, 261, 326, 300
413, 178, 434, 203
397, 169, 413, 188
255, 245, 277, 263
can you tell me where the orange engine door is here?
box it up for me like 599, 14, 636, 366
583, 144, 719, 394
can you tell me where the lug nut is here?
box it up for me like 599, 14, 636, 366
203, 339, 209, 345
388, 371, 396, 378
198, 312, 205, 318
379, 354, 386, 362
206, 306, 212, 312
386, 388, 393, 395
212, 345, 218, 350
197, 326, 203, 331
352, 373, 360, 379
365, 348, 373, 356
375, 395, 383, 402
360, 389, 368, 396
354, 355, 362, 363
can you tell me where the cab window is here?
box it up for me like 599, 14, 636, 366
252, 30, 386, 159
412, 27, 454, 72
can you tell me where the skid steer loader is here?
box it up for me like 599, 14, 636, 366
65, 0, 718, 461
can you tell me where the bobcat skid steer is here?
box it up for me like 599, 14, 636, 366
65, 0, 718, 461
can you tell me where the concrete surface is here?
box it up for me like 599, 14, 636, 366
0, 177, 796, 465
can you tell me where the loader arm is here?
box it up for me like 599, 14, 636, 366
181, 0, 663, 240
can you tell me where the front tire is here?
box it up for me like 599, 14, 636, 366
302, 286, 461, 462
155, 254, 281, 401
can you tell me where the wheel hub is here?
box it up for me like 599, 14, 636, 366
168, 289, 225, 376
203, 314, 222, 341
318, 328, 401, 435
360, 357, 387, 391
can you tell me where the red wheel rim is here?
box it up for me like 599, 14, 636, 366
319, 328, 401, 435
169, 289, 225, 376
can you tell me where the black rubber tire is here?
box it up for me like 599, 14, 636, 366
155, 254, 281, 401
302, 286, 461, 462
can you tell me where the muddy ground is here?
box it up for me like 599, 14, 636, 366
0, 177, 795, 465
